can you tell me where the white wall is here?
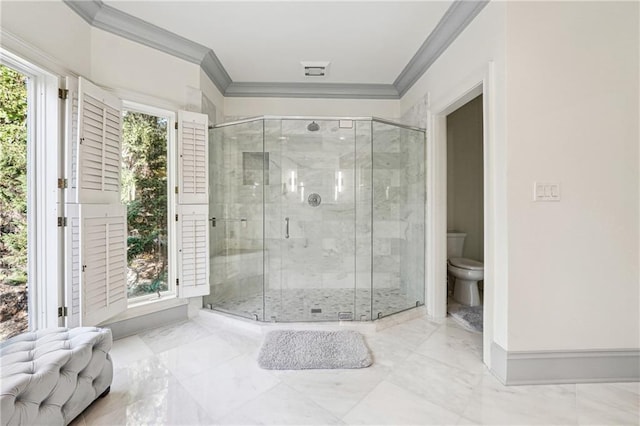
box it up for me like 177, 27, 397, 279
401, 0, 640, 355
91, 29, 201, 109
199, 70, 225, 124
506, 1, 639, 351
1, 1, 91, 76
224, 97, 400, 120
401, 1, 509, 351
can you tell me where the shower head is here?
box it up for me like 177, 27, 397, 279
307, 121, 320, 132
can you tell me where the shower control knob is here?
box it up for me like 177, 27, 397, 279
308, 193, 321, 207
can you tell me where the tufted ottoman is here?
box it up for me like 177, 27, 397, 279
0, 327, 113, 426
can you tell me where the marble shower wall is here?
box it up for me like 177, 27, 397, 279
401, 92, 429, 129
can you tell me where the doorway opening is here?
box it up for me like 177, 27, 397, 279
445, 94, 484, 338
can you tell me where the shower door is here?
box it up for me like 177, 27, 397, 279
264, 119, 357, 321
204, 120, 265, 320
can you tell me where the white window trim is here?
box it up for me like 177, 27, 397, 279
0, 48, 60, 330
103, 297, 187, 324
121, 101, 177, 308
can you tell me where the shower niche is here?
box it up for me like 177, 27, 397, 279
205, 116, 426, 322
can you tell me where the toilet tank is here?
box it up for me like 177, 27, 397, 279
447, 232, 466, 259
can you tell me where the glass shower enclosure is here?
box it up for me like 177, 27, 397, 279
204, 117, 425, 322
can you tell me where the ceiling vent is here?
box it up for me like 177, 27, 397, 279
301, 61, 330, 78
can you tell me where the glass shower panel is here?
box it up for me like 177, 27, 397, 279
371, 122, 425, 318
355, 121, 373, 320
264, 119, 357, 321
205, 120, 265, 320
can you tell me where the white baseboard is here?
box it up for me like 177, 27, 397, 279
491, 342, 640, 385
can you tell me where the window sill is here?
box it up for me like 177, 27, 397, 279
128, 292, 177, 307
101, 294, 187, 324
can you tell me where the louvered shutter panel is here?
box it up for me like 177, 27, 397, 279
176, 110, 209, 298
67, 77, 122, 204
67, 204, 127, 326
177, 204, 209, 298
64, 204, 81, 327
64, 76, 80, 203
178, 111, 208, 204
64, 76, 126, 325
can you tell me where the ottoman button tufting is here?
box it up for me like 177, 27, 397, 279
1, 327, 113, 426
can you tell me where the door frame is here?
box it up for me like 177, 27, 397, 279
426, 62, 498, 367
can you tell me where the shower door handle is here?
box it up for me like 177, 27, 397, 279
285, 217, 290, 239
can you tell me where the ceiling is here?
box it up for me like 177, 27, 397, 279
103, 1, 451, 84
65, 1, 489, 98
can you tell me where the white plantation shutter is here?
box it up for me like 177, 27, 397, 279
177, 204, 209, 298
176, 110, 209, 298
65, 204, 127, 326
63, 75, 126, 326
66, 77, 122, 204
178, 111, 208, 204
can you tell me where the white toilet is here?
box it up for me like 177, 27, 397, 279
447, 232, 484, 306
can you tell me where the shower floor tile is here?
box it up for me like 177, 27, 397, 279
209, 288, 421, 322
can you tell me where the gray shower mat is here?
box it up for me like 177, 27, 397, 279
257, 330, 373, 370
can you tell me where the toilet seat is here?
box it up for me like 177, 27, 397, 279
448, 257, 484, 271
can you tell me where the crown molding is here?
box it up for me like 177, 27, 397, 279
63, 0, 231, 93
201, 50, 233, 94
63, 0, 102, 25
225, 82, 399, 99
95, 3, 210, 64
64, 0, 486, 99
394, 0, 489, 97
64, 0, 207, 63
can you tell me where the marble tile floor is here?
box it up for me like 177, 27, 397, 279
71, 311, 639, 425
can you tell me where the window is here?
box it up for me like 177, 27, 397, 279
63, 78, 212, 327
121, 108, 172, 302
0, 59, 211, 330
0, 64, 28, 340
0, 49, 60, 339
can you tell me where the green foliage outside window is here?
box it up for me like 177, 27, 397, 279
0, 64, 28, 340
121, 112, 169, 298
0, 65, 27, 285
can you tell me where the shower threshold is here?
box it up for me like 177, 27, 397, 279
199, 304, 428, 335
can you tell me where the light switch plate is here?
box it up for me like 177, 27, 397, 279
534, 182, 561, 201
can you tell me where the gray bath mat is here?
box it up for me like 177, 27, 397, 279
448, 303, 483, 332
258, 330, 373, 370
